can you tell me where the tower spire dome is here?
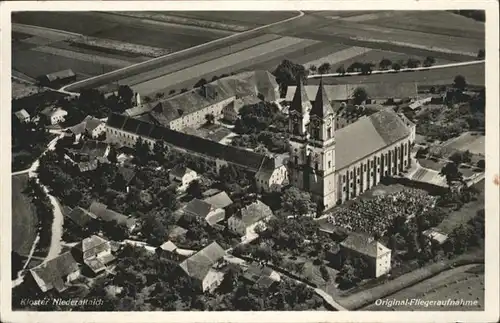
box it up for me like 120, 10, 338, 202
310, 78, 334, 118
289, 77, 311, 115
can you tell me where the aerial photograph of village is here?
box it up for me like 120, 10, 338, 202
10, 9, 486, 312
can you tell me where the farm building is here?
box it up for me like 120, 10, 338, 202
242, 264, 281, 290
14, 109, 30, 123
178, 241, 226, 293
285, 82, 418, 104
222, 95, 261, 122
38, 69, 77, 88
228, 200, 273, 236
255, 154, 289, 192
126, 70, 279, 131
183, 198, 225, 226
39, 106, 68, 125
29, 252, 80, 293
72, 235, 116, 275
88, 201, 137, 232
169, 165, 198, 192
203, 191, 233, 209
338, 232, 392, 278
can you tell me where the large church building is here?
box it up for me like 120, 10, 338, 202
287, 79, 416, 209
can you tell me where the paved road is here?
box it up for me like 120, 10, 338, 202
60, 10, 304, 94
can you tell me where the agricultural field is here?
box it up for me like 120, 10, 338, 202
364, 11, 484, 39
11, 11, 230, 84
440, 132, 485, 156
363, 264, 484, 311
313, 63, 485, 87
12, 174, 37, 257
165, 11, 300, 30
12, 78, 45, 99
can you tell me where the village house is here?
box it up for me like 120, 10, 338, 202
156, 240, 184, 262
183, 198, 225, 226
203, 191, 233, 209
29, 252, 80, 293
255, 155, 289, 192
72, 235, 115, 276
228, 200, 273, 237
66, 116, 105, 142
40, 106, 68, 125
169, 165, 198, 192
242, 263, 281, 290
14, 109, 30, 123
339, 232, 392, 278
178, 241, 226, 292
64, 206, 98, 232
88, 201, 137, 232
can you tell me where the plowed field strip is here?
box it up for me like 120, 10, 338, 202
31, 46, 133, 68
108, 33, 282, 87
304, 46, 372, 67
131, 37, 318, 95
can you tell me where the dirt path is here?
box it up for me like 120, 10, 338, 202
43, 193, 64, 261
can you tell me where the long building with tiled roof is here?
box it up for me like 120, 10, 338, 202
124, 70, 280, 131
106, 113, 266, 172
288, 79, 416, 208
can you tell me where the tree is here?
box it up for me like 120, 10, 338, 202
134, 138, 151, 166
391, 62, 402, 71
379, 58, 392, 70
318, 62, 331, 74
205, 113, 215, 125
477, 49, 485, 59
180, 88, 188, 93
281, 186, 315, 216
107, 145, 118, 163
155, 92, 165, 100
336, 65, 346, 75
336, 259, 358, 289
477, 159, 485, 169
309, 65, 317, 73
353, 87, 368, 105
168, 89, 176, 95
319, 265, 330, 281
143, 96, 152, 103
152, 141, 167, 163
186, 180, 203, 199
193, 78, 208, 88
453, 75, 467, 91
423, 56, 436, 67
347, 62, 363, 73
273, 59, 307, 96
439, 162, 464, 186
118, 85, 134, 107
140, 211, 169, 246
360, 63, 374, 75
406, 58, 421, 68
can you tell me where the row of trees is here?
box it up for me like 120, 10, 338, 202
310, 56, 437, 76
25, 178, 54, 252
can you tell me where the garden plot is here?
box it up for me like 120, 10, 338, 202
31, 46, 133, 68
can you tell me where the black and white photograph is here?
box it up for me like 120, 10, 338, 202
1, 1, 499, 322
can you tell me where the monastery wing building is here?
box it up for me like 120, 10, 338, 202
287, 79, 416, 209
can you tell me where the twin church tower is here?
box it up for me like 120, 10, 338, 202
287, 79, 337, 210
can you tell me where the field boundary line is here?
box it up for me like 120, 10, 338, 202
308, 60, 485, 79
60, 10, 304, 93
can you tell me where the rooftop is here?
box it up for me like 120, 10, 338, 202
159, 240, 178, 252
107, 113, 266, 171
203, 191, 233, 209
88, 201, 135, 229
40, 106, 67, 118
340, 232, 390, 258
65, 206, 97, 227
184, 198, 214, 218
43, 69, 76, 82
30, 252, 79, 292
179, 242, 225, 281
235, 200, 273, 227
82, 235, 111, 260
335, 109, 411, 170
170, 165, 195, 179
285, 82, 418, 101
14, 109, 30, 120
